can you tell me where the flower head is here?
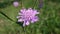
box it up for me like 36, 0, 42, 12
13, 1, 19, 7
17, 8, 39, 26
39, 0, 43, 8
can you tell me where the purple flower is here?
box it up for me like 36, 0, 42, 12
39, 0, 43, 8
17, 8, 39, 26
13, 1, 19, 7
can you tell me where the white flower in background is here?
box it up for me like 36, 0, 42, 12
13, 1, 19, 7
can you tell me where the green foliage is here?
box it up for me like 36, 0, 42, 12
0, 0, 60, 34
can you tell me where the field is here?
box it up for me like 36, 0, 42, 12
0, 0, 60, 34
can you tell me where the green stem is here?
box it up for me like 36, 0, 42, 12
33, 0, 38, 9
22, 27, 26, 34
0, 11, 15, 22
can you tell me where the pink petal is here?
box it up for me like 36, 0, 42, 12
26, 21, 30, 25
17, 16, 20, 18
31, 16, 38, 23
23, 22, 26, 26
37, 12, 39, 14
18, 19, 23, 22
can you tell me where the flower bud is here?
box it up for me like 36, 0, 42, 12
13, 1, 19, 7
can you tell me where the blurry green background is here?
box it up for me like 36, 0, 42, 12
0, 0, 60, 34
